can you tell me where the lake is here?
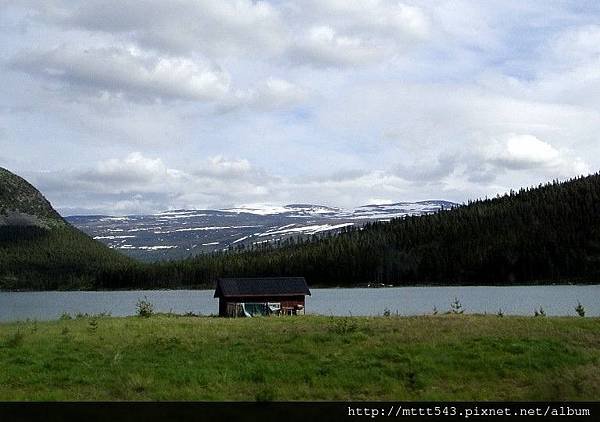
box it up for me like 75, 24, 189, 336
1, 285, 599, 321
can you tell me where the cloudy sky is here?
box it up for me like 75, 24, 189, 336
1, 0, 599, 215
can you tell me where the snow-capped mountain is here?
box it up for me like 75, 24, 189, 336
220, 203, 343, 217
67, 200, 457, 261
352, 200, 457, 219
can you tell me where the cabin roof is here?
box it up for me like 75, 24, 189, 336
214, 277, 311, 298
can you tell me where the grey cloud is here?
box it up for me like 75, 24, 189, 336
466, 163, 502, 184
394, 154, 458, 183
304, 169, 369, 183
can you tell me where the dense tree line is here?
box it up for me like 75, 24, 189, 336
3, 173, 600, 290
0, 225, 134, 290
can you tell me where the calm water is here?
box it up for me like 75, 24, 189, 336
1, 285, 599, 321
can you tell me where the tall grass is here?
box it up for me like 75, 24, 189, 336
0, 315, 598, 401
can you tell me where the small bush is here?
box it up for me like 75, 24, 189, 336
383, 308, 391, 317
136, 297, 155, 318
88, 317, 99, 333
497, 308, 504, 317
59, 312, 72, 320
432, 306, 438, 315
575, 302, 585, 317
534, 306, 546, 317
450, 297, 464, 314
329, 317, 358, 335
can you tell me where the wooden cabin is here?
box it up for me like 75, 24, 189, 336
214, 277, 311, 317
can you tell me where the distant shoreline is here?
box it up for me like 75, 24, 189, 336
2, 281, 599, 293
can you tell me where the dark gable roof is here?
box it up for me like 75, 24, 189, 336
214, 277, 311, 298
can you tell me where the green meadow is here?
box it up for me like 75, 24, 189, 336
0, 315, 598, 401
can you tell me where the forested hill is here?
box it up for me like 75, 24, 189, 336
0, 167, 134, 290
166, 173, 600, 287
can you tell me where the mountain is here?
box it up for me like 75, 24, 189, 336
66, 200, 456, 261
0, 167, 134, 290
0, 167, 65, 227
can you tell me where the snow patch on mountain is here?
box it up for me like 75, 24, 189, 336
68, 199, 457, 261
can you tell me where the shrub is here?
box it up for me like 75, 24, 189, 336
136, 297, 155, 318
534, 306, 546, 317
450, 297, 464, 314
59, 312, 72, 320
497, 308, 504, 317
383, 308, 391, 317
575, 302, 585, 317
329, 317, 358, 335
88, 317, 99, 333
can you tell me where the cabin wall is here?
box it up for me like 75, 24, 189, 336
218, 295, 306, 317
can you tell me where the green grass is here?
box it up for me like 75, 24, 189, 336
0, 315, 599, 401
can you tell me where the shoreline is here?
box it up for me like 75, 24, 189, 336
2, 280, 600, 293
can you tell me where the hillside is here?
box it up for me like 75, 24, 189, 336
0, 167, 135, 290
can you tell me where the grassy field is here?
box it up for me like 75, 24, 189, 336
0, 314, 599, 401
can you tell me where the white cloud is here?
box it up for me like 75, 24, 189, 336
548, 25, 600, 66
298, 1, 430, 40
91, 152, 174, 185
487, 134, 589, 175
10, 46, 230, 102
8, 0, 431, 68
30, 152, 279, 214
20, 0, 289, 57
499, 134, 560, 167
255, 78, 307, 107
292, 26, 384, 66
